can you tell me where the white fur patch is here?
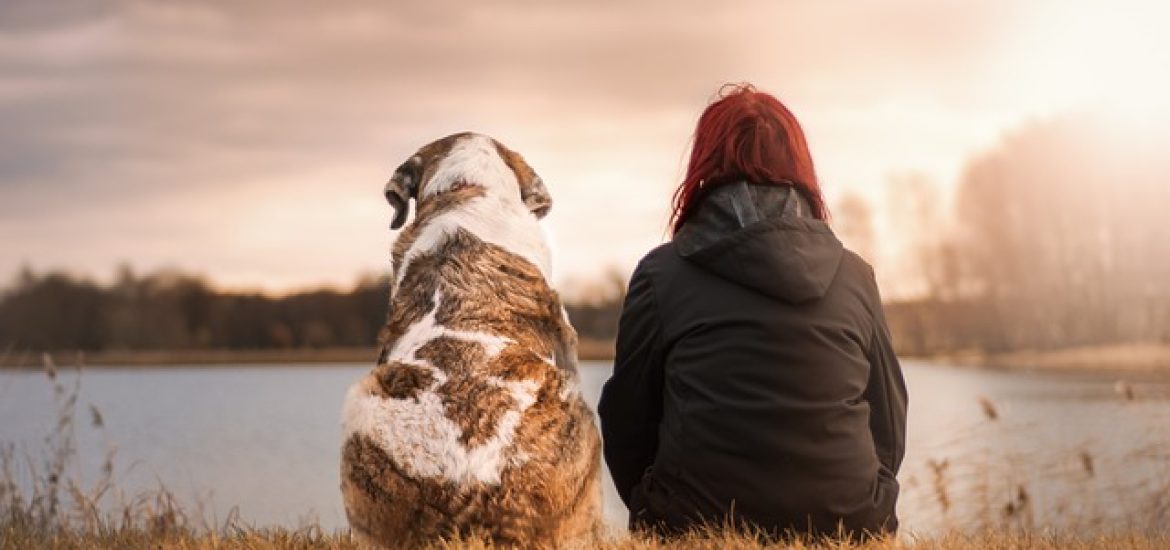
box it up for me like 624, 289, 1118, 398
422, 135, 516, 199
341, 290, 541, 485
394, 135, 552, 289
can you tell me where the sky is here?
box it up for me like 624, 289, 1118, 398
2, 0, 1168, 298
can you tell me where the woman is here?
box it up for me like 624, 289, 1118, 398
598, 84, 907, 539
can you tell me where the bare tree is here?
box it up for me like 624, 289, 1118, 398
834, 192, 877, 265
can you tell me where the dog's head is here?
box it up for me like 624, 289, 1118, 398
384, 132, 551, 230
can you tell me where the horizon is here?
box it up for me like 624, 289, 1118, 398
2, 1, 1169, 300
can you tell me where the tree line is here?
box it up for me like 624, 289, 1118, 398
0, 265, 625, 355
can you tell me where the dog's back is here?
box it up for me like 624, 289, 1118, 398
340, 134, 600, 548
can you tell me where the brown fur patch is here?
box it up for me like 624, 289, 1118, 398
491, 139, 549, 216
384, 229, 577, 374
341, 434, 424, 545
414, 335, 484, 375
438, 377, 517, 448
373, 362, 435, 401
488, 345, 553, 382
342, 425, 601, 548
434, 231, 571, 360
413, 336, 518, 448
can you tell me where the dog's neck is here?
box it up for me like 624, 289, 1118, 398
393, 193, 552, 296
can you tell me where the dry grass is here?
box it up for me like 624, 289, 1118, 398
2, 523, 1169, 550
3, 354, 1169, 549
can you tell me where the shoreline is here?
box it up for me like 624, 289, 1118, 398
4, 341, 1168, 376
0, 338, 619, 369
912, 342, 1170, 377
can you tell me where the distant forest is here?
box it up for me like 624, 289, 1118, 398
2, 112, 1168, 359
876, 113, 1170, 354
0, 266, 623, 357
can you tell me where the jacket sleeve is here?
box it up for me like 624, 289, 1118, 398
864, 276, 908, 476
598, 262, 666, 507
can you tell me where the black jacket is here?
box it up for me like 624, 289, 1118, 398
598, 181, 907, 538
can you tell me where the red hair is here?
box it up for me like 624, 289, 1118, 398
670, 83, 828, 234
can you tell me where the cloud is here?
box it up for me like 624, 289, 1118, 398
1, 0, 1165, 292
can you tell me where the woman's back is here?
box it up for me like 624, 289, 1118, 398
599, 83, 906, 539
600, 182, 902, 536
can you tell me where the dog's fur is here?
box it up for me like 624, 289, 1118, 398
340, 133, 601, 548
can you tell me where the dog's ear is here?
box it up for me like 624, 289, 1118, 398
495, 142, 552, 219
385, 155, 422, 230
521, 174, 552, 219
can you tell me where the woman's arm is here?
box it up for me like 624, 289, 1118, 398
598, 262, 666, 506
864, 281, 908, 476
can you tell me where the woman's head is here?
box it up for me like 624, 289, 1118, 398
670, 83, 828, 234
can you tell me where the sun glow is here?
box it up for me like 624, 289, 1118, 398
999, 1, 1170, 122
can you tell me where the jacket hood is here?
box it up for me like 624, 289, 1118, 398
674, 181, 844, 302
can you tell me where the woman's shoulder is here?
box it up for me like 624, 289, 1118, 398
835, 249, 886, 313
838, 248, 876, 281
632, 242, 685, 278
640, 242, 676, 264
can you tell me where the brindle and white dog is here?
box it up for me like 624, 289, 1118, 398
340, 133, 601, 548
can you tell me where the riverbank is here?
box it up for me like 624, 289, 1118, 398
923, 343, 1170, 376
0, 338, 618, 368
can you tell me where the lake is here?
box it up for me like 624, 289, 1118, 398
2, 360, 1168, 534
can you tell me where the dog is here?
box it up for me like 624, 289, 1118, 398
340, 132, 602, 548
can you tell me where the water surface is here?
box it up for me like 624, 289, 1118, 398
1, 360, 1167, 533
